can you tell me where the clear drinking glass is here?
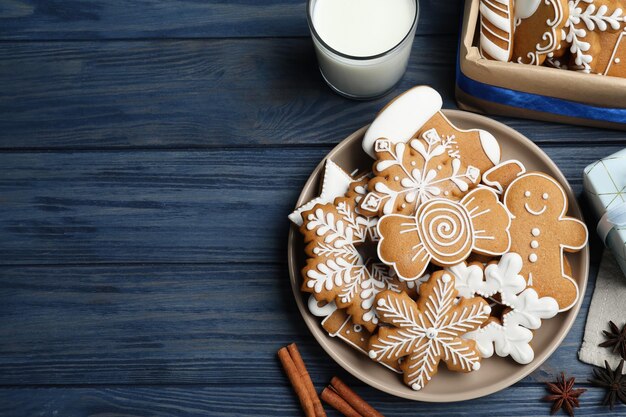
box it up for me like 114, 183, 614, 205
307, 0, 419, 100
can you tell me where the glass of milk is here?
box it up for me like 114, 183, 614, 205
307, 0, 419, 100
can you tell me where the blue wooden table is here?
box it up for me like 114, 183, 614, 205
0, 1, 625, 415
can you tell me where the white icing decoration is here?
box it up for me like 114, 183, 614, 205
447, 253, 526, 301
289, 159, 363, 226
463, 253, 559, 364
604, 29, 626, 75
307, 295, 337, 317
447, 262, 485, 299
305, 200, 401, 325
524, 191, 531, 197
531, 240, 539, 248
542, 193, 549, 200
529, 253, 538, 262
531, 228, 540, 236
481, 160, 527, 195
524, 202, 547, 216
479, 130, 501, 165
480, 0, 514, 62
371, 277, 489, 390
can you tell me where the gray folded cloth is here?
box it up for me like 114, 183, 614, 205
579, 250, 626, 370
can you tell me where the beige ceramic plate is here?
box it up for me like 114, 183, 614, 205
287, 110, 589, 402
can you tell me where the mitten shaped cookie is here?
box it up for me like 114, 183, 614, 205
359, 87, 501, 217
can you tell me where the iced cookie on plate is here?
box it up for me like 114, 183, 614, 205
377, 187, 511, 280
300, 194, 410, 331
368, 270, 491, 390
359, 86, 501, 217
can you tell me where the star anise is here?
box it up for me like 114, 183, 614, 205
544, 372, 586, 416
589, 359, 626, 410
599, 321, 626, 360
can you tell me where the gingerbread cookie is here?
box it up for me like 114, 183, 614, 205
377, 187, 511, 280
502, 171, 588, 311
480, 0, 516, 61
359, 89, 501, 217
594, 26, 626, 76
560, 0, 625, 73
368, 271, 491, 391
512, 0, 569, 65
307, 296, 401, 373
482, 159, 527, 194
301, 195, 409, 331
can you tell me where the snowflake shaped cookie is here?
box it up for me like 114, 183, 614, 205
360, 134, 482, 216
450, 253, 560, 364
368, 271, 491, 390
300, 195, 408, 332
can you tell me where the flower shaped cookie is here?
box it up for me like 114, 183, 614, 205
377, 187, 511, 281
368, 271, 491, 390
449, 253, 559, 364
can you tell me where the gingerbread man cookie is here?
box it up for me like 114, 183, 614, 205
503, 172, 588, 311
513, 0, 569, 65
368, 271, 491, 391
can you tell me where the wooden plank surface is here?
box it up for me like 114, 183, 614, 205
0, 262, 599, 385
0, 385, 610, 416
1, 37, 625, 150
2, 0, 625, 415
0, 145, 618, 265
0, 0, 462, 40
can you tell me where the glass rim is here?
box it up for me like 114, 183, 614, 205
306, 0, 419, 61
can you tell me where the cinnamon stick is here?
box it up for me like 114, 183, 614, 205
278, 347, 316, 417
287, 343, 327, 417
330, 376, 384, 417
321, 386, 361, 417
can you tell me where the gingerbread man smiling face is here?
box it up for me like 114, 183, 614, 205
504, 172, 588, 311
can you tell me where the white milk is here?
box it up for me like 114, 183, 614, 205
308, 0, 418, 99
